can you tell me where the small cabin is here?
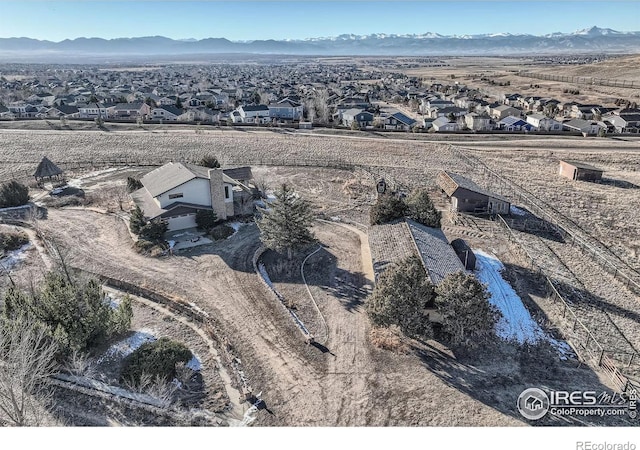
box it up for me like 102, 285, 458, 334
450, 238, 476, 270
437, 170, 510, 215
558, 160, 603, 182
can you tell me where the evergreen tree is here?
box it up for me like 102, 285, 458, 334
406, 188, 441, 228
139, 220, 168, 241
195, 209, 218, 231
257, 184, 316, 260
126, 177, 143, 193
435, 272, 501, 348
369, 193, 408, 225
2, 272, 132, 354
129, 206, 147, 234
366, 255, 435, 340
199, 155, 221, 168
0, 181, 29, 208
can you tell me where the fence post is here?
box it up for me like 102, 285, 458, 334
598, 349, 605, 367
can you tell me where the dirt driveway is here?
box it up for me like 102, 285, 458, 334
33, 208, 534, 426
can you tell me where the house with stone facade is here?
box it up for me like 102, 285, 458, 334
131, 162, 256, 231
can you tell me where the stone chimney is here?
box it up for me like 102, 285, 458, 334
208, 168, 227, 221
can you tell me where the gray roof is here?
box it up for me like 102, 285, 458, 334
439, 171, 508, 202
368, 219, 416, 280
406, 219, 465, 285
33, 156, 63, 178
560, 160, 603, 172
223, 166, 253, 181
141, 162, 244, 197
141, 162, 206, 197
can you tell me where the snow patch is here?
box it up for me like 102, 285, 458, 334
474, 249, 572, 358
186, 354, 202, 371
97, 329, 156, 363
0, 243, 32, 270
510, 205, 527, 216
67, 167, 122, 188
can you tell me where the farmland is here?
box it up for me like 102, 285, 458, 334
1, 125, 640, 426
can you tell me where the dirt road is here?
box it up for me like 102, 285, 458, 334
35, 208, 528, 426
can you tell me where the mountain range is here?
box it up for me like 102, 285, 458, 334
0, 26, 639, 61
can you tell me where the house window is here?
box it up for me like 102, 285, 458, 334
168, 193, 184, 199
224, 186, 230, 199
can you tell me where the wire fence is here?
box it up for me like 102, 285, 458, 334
495, 214, 638, 394
451, 146, 640, 297
517, 71, 639, 89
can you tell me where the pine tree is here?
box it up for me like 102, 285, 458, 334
0, 181, 29, 208
366, 255, 435, 340
406, 188, 441, 228
257, 184, 316, 260
369, 193, 408, 225
435, 272, 501, 348
129, 205, 147, 234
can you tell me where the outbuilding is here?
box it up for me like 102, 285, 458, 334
437, 171, 510, 215
558, 160, 604, 182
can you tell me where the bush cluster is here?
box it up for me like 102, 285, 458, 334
120, 337, 192, 386
369, 188, 441, 228
0, 181, 29, 208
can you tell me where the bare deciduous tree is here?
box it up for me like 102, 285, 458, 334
0, 319, 59, 426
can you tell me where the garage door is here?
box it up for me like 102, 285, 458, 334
167, 214, 197, 231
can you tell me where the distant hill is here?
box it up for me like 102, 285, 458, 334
1, 26, 639, 61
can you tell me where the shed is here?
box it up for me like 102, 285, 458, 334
558, 160, 603, 182
437, 171, 510, 215
33, 156, 64, 185
450, 238, 476, 270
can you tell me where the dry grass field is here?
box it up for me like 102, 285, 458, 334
400, 55, 640, 105
2, 126, 640, 425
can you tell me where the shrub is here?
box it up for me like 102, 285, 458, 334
366, 255, 435, 340
129, 206, 147, 234
199, 155, 220, 168
369, 326, 409, 353
126, 177, 143, 193
0, 181, 29, 208
120, 337, 192, 386
0, 232, 29, 253
195, 209, 218, 231
209, 223, 234, 241
435, 272, 501, 349
133, 239, 166, 257
406, 188, 441, 228
2, 272, 132, 355
369, 193, 408, 225
139, 220, 168, 242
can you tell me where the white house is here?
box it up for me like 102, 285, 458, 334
464, 113, 493, 131
526, 114, 563, 131
131, 162, 255, 232
78, 103, 110, 119
238, 105, 270, 124
432, 116, 459, 132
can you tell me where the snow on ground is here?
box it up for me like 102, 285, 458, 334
0, 243, 32, 270
228, 221, 246, 232
67, 167, 122, 188
474, 249, 572, 358
186, 354, 202, 371
510, 205, 527, 216
105, 294, 121, 310
257, 262, 275, 290
97, 329, 156, 363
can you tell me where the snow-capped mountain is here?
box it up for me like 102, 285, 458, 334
0, 26, 639, 61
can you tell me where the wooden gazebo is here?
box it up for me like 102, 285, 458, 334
33, 156, 64, 186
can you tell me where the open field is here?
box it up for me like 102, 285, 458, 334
399, 55, 640, 105
2, 127, 640, 425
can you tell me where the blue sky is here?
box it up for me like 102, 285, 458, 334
0, 1, 638, 41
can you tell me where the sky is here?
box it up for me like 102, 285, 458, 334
0, 1, 638, 41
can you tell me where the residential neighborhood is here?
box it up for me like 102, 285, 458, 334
1, 60, 638, 136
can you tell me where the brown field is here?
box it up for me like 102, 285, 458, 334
2, 126, 640, 426
400, 55, 640, 105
